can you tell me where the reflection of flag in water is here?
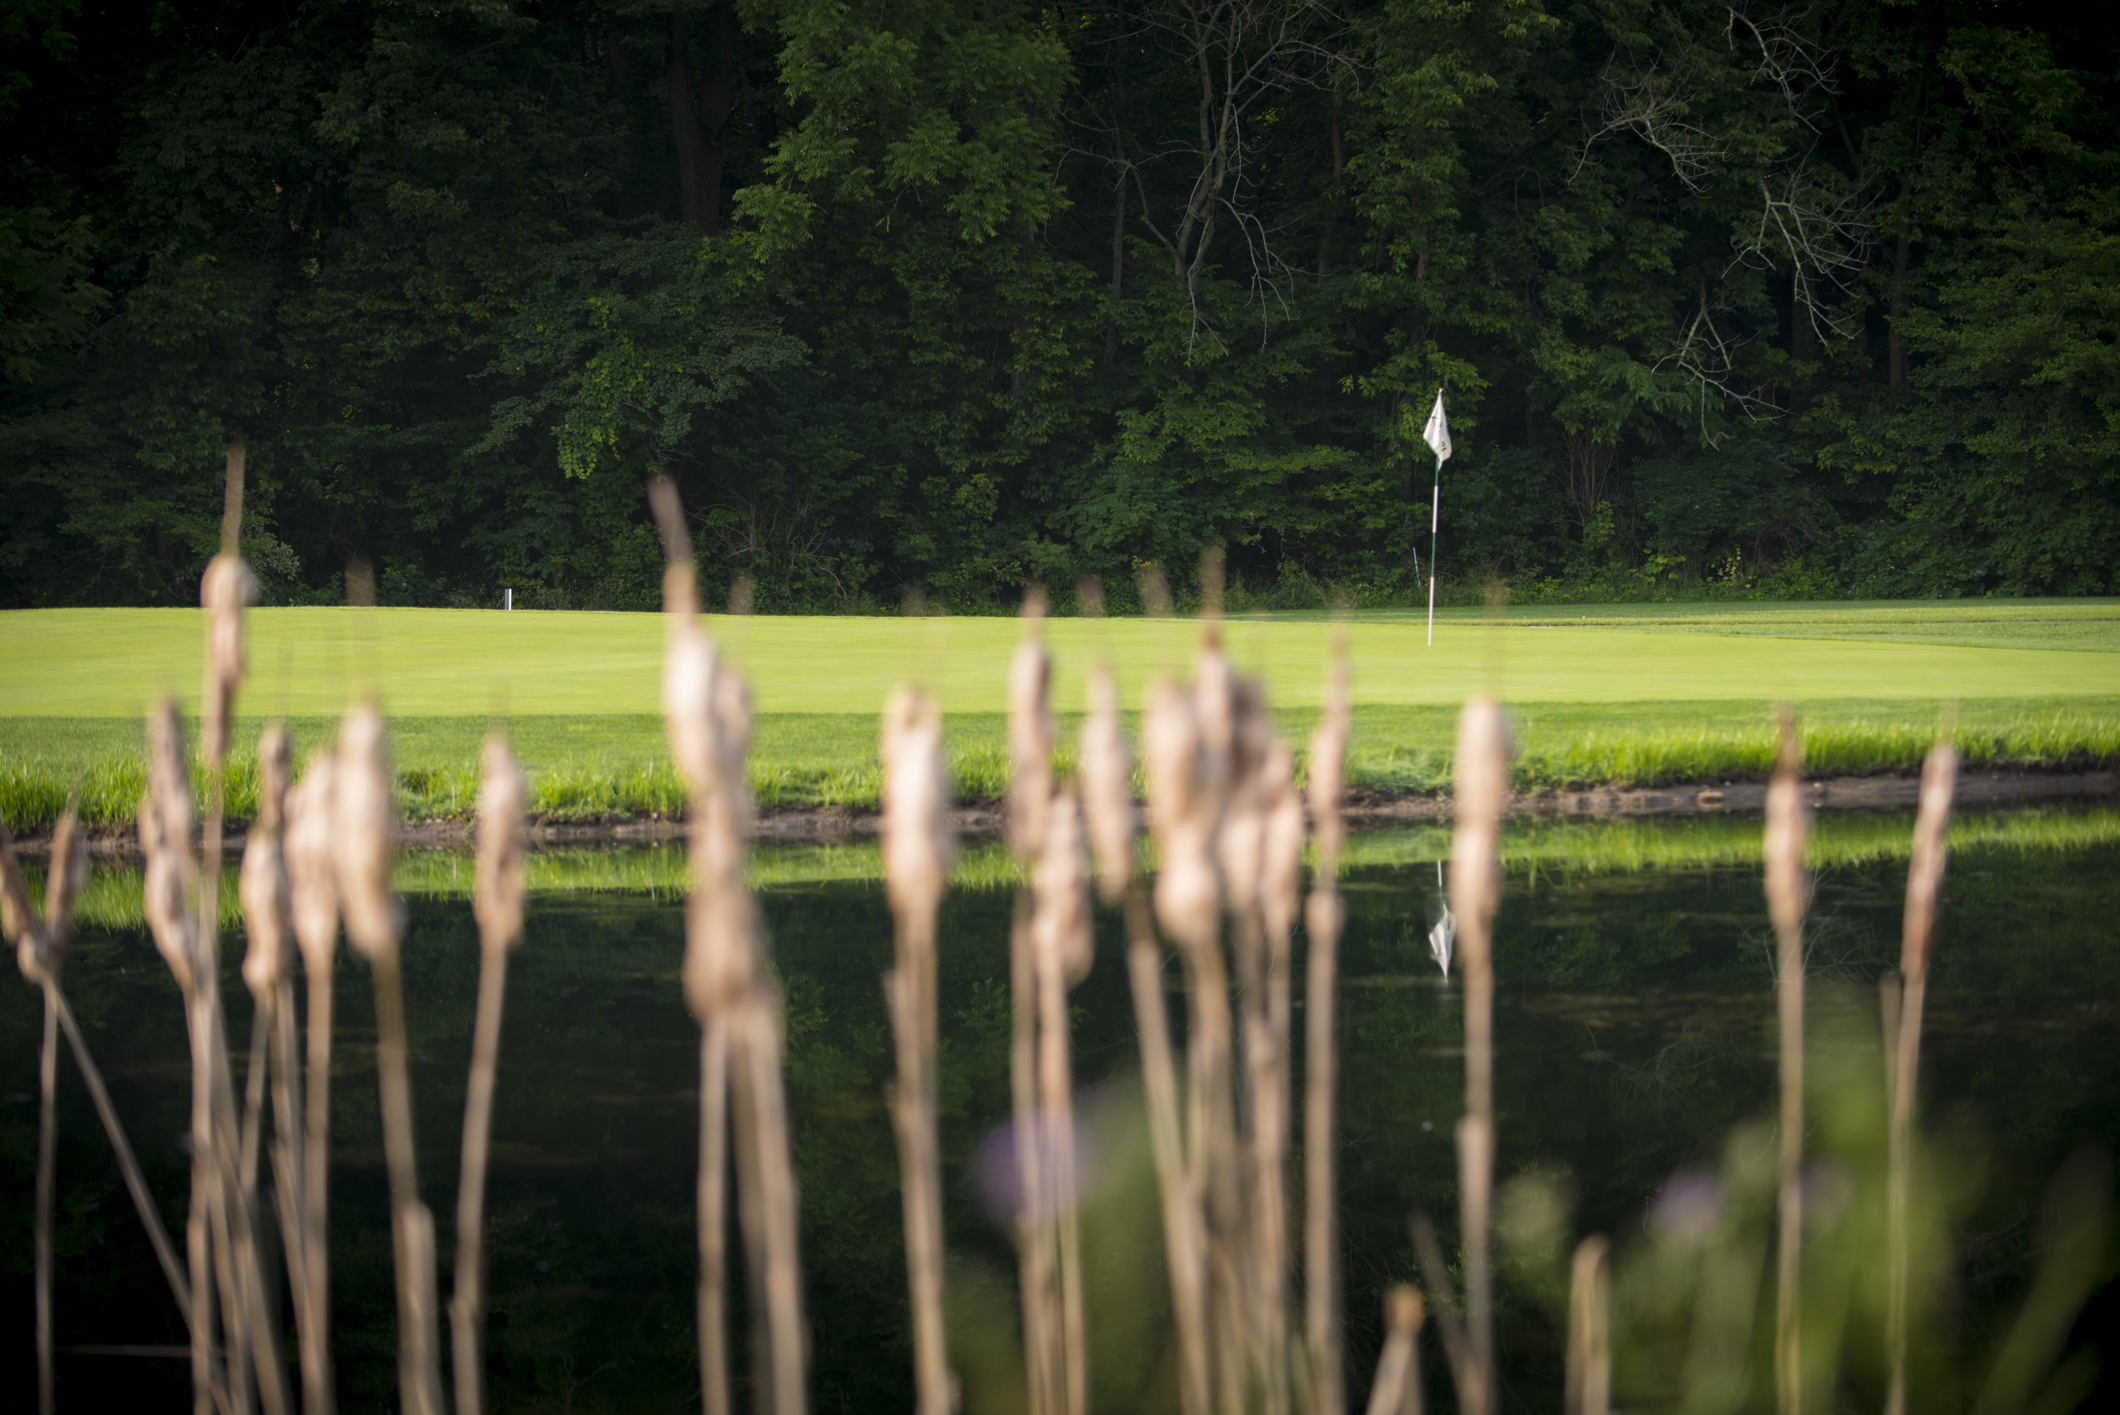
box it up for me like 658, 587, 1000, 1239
1422, 390, 1451, 646
1428, 859, 1455, 977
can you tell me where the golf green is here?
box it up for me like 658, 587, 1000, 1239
2, 603, 2115, 719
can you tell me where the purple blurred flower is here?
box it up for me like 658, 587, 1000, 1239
1801, 1159, 1854, 1228
973, 1114, 1106, 1225
1649, 1171, 1723, 1243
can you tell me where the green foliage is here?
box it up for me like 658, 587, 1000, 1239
1, 1, 2118, 610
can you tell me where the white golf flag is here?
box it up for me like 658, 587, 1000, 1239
1422, 390, 1452, 465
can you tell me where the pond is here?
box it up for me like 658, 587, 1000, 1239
7, 805, 2119, 1411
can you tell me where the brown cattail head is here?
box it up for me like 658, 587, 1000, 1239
41, 811, 87, 969
1763, 709, 1809, 946
1136, 563, 1173, 618
240, 724, 295, 997
285, 752, 340, 979
681, 840, 760, 1018
1145, 678, 1220, 951
200, 551, 259, 768
1199, 544, 1225, 624
1078, 663, 1134, 903
1, 817, 54, 982
1386, 1284, 1426, 1336
334, 701, 402, 962
142, 699, 199, 989
1008, 611, 1055, 862
1900, 741, 1958, 979
1260, 743, 1306, 939
1076, 576, 1106, 618
663, 609, 720, 797
1033, 785, 1094, 989
1307, 643, 1352, 873
475, 736, 529, 954
882, 686, 956, 926
1215, 677, 1273, 917
1449, 696, 1511, 977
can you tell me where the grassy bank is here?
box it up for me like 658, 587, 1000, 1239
1, 698, 2114, 831
4, 601, 2113, 830
35, 805, 2120, 934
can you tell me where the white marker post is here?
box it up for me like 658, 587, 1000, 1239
1421, 391, 1453, 646
504, 587, 513, 611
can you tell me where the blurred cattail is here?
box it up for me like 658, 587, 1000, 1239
1764, 710, 1808, 1415
334, 703, 401, 963
1079, 664, 1134, 904
141, 701, 199, 993
240, 726, 293, 999
453, 736, 529, 1415
883, 688, 955, 930
1259, 745, 1304, 943
1448, 694, 1510, 1415
1145, 680, 1218, 952
1032, 785, 1092, 1415
473, 738, 528, 956
199, 551, 258, 771
286, 757, 340, 981
881, 686, 955, 1415
1886, 740, 1957, 1415
1009, 592, 1055, 862
1365, 1286, 1426, 1415
1305, 647, 1354, 1415
1136, 563, 1174, 618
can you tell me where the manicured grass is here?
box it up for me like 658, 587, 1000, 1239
2, 603, 2114, 829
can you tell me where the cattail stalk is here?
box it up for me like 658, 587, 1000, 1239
1885, 742, 1956, 1415
882, 687, 957, 1415
1566, 1236, 1611, 1415
287, 754, 340, 1415
1032, 788, 1093, 1415
1305, 651, 1353, 1415
1364, 1286, 1426, 1415
1448, 696, 1509, 1415
338, 702, 444, 1415
1764, 712, 1809, 1415
452, 738, 528, 1415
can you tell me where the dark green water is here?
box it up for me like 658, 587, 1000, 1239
6, 810, 2118, 1411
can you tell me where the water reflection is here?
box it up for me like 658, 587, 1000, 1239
5, 807, 2117, 1410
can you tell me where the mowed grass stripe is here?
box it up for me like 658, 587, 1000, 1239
2, 605, 2117, 718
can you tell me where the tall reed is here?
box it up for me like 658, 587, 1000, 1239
1305, 647, 1352, 1415
451, 737, 529, 1415
1763, 712, 1809, 1415
1885, 741, 1956, 1415
1364, 1286, 1426, 1415
338, 701, 444, 1415
882, 686, 957, 1415
654, 473, 810, 1415
285, 750, 341, 1415
1565, 1237, 1610, 1415
1447, 697, 1509, 1415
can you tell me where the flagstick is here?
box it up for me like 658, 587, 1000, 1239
1421, 390, 1450, 647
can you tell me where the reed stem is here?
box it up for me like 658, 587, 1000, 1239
371, 946, 445, 1415
698, 1015, 733, 1415
450, 942, 511, 1414
1566, 1236, 1610, 1415
1123, 885, 1210, 1415
300, 957, 336, 1414
1764, 713, 1809, 1415
1363, 1287, 1425, 1415
1010, 895, 1059, 1415
36, 980, 58, 1415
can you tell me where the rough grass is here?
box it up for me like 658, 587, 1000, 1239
1, 697, 2114, 831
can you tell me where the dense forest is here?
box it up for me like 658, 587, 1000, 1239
3, 0, 2116, 613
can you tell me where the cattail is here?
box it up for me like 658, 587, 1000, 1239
883, 687, 955, 928
1305, 649, 1354, 1415
336, 702, 443, 1415
1145, 679, 1218, 953
1886, 741, 1957, 1415
1032, 786, 1093, 1415
1259, 745, 1304, 945
199, 551, 258, 771
1079, 663, 1134, 904
283, 748, 339, 1414
453, 737, 528, 1415
141, 701, 199, 993
240, 726, 294, 999
1448, 695, 1510, 1415
334, 703, 401, 963
881, 686, 956, 1415
1365, 1286, 1426, 1415
1009, 594, 1055, 862
1764, 711, 1808, 1415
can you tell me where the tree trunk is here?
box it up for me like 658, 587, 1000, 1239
669, 8, 737, 234
1888, 184, 1911, 389
698, 4, 738, 237
1790, 270, 1816, 414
